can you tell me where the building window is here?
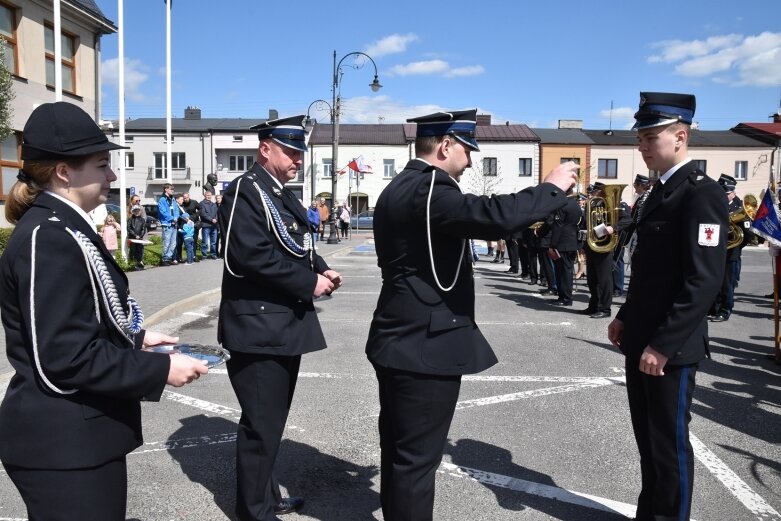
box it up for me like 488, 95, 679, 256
171, 152, 185, 169
125, 152, 134, 169
0, 2, 18, 74
233, 136, 243, 143
228, 154, 254, 172
153, 153, 186, 177
734, 161, 748, 181
124, 136, 134, 144
0, 133, 20, 199
518, 158, 532, 177
323, 159, 332, 178
598, 159, 617, 179
383, 159, 395, 179
44, 23, 76, 93
153, 153, 165, 178
482, 157, 497, 176
648, 169, 660, 182
693, 160, 707, 173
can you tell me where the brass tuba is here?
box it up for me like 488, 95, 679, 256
586, 184, 627, 253
727, 194, 758, 249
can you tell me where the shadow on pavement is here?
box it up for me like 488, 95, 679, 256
166, 416, 380, 521
695, 335, 781, 445
444, 438, 629, 520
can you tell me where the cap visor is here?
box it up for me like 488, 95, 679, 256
454, 134, 479, 152
272, 137, 307, 152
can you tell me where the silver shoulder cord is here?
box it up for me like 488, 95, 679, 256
29, 225, 143, 395
426, 170, 466, 292
223, 177, 244, 278
223, 178, 314, 278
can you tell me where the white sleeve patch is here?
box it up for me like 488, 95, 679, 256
698, 224, 720, 246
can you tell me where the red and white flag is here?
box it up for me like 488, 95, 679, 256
348, 155, 373, 173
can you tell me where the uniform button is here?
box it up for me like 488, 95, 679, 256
260, 306, 265, 311
452, 319, 457, 323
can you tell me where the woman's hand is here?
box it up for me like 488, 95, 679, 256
167, 354, 208, 387
142, 331, 178, 348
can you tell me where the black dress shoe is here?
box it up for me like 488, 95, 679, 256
589, 311, 611, 319
528, 279, 538, 285
709, 314, 729, 322
506, 268, 519, 273
539, 289, 557, 296
520, 273, 530, 280
552, 300, 572, 306
578, 308, 596, 315
613, 290, 624, 297
274, 496, 304, 515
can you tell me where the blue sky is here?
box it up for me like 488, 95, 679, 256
96, 0, 781, 130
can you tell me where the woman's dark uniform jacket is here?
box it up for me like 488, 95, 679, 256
218, 163, 330, 354
616, 162, 728, 364
0, 193, 170, 469
366, 159, 568, 375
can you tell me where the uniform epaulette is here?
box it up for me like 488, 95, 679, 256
689, 170, 711, 184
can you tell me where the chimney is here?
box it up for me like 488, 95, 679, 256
476, 114, 491, 126
558, 119, 583, 129
184, 106, 201, 120
269, 109, 279, 120
774, 112, 781, 124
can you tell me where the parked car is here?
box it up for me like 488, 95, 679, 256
143, 204, 159, 220
105, 203, 121, 218
350, 210, 374, 229
145, 216, 160, 231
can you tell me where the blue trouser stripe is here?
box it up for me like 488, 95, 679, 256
676, 366, 691, 521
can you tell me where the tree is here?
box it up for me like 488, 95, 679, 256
0, 43, 14, 139
462, 161, 503, 197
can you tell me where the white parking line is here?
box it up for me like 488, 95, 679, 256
182, 311, 210, 318
690, 434, 780, 519
440, 461, 638, 518
455, 382, 612, 410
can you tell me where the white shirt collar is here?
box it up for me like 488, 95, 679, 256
45, 190, 97, 232
259, 166, 284, 190
658, 158, 692, 185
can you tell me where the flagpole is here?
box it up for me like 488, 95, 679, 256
118, 0, 127, 259
53, 0, 62, 100
165, 0, 172, 185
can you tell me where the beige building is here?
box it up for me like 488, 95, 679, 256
0, 0, 116, 224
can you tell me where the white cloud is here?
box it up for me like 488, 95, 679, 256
388, 59, 449, 76
648, 34, 743, 63
599, 107, 635, 130
339, 95, 482, 124
445, 65, 485, 78
364, 33, 418, 58
102, 57, 149, 102
647, 31, 781, 87
388, 59, 485, 78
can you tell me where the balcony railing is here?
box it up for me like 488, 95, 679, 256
147, 166, 191, 182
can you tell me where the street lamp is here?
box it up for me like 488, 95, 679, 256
304, 99, 333, 205
329, 50, 382, 244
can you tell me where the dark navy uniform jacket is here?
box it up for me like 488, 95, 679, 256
617, 162, 728, 365
366, 159, 568, 376
218, 163, 330, 356
550, 197, 582, 252
0, 193, 170, 469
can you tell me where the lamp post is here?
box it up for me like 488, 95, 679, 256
304, 99, 333, 205
329, 50, 382, 243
